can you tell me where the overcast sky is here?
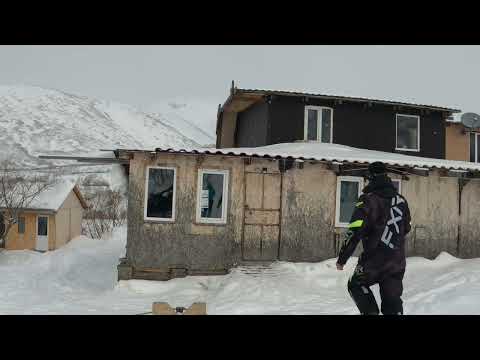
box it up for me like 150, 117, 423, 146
0, 45, 479, 114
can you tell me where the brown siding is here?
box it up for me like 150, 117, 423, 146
234, 101, 269, 147
55, 190, 84, 247
70, 208, 83, 239
5, 213, 37, 250
218, 111, 238, 148
55, 209, 69, 248
446, 123, 470, 161
48, 214, 56, 250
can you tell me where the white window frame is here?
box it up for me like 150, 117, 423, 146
335, 176, 364, 228
196, 169, 229, 224
304, 105, 334, 143
392, 179, 402, 194
395, 113, 420, 152
471, 133, 480, 163
144, 166, 177, 222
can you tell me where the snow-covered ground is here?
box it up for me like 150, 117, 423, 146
0, 226, 479, 315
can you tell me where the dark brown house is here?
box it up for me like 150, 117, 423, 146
216, 82, 461, 159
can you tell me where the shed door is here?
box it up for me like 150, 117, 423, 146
242, 171, 281, 261
36, 216, 49, 252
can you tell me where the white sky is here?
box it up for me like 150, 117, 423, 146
0, 45, 478, 114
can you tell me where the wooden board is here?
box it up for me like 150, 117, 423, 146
261, 225, 279, 260
245, 173, 263, 209
263, 174, 281, 209
244, 209, 280, 225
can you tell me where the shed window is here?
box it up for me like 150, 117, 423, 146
396, 114, 420, 151
196, 169, 229, 224
18, 217, 25, 234
470, 133, 480, 163
144, 167, 176, 221
335, 176, 364, 227
304, 106, 333, 143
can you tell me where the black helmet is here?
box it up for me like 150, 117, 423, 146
368, 162, 387, 176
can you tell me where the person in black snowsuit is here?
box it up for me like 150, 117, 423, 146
336, 162, 411, 315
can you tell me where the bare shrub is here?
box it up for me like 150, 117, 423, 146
83, 189, 126, 239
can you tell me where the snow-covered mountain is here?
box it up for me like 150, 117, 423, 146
147, 98, 218, 147
0, 85, 216, 168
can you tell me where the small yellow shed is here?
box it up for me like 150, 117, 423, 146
2, 179, 88, 251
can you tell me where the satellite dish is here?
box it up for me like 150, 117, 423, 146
461, 112, 480, 128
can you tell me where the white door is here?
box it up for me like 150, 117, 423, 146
36, 216, 49, 251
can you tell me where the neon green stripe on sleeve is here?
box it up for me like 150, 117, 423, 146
348, 219, 364, 229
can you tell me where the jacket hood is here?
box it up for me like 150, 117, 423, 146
363, 175, 397, 198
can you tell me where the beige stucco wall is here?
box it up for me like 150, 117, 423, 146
122, 152, 480, 280
126, 152, 245, 277
402, 172, 460, 258
458, 179, 480, 258
446, 123, 469, 161
278, 162, 338, 261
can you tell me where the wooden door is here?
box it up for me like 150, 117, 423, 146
36, 216, 49, 252
242, 171, 281, 261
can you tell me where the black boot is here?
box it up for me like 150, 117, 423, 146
348, 275, 379, 315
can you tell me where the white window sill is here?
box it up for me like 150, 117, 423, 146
195, 218, 227, 225
299, 140, 333, 144
395, 148, 420, 153
194, 222, 227, 227
144, 217, 175, 223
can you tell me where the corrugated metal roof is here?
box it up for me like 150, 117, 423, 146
229, 88, 461, 113
124, 142, 480, 173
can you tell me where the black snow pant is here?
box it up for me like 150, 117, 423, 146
347, 263, 405, 315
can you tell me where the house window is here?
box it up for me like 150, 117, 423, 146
196, 169, 229, 224
18, 217, 25, 234
396, 114, 420, 152
304, 106, 333, 143
392, 179, 402, 194
335, 176, 364, 228
470, 133, 480, 163
144, 166, 176, 221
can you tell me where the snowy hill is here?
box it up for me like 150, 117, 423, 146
0, 85, 216, 168
148, 98, 218, 147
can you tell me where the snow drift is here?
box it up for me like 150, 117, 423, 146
0, 226, 479, 315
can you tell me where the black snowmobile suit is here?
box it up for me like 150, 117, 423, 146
337, 176, 411, 315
